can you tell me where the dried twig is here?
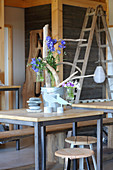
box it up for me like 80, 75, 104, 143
62, 39, 87, 42
58, 62, 82, 73
71, 74, 95, 80
57, 71, 78, 87
43, 61, 60, 86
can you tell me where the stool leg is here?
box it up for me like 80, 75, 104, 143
79, 145, 85, 170
85, 158, 91, 170
64, 158, 71, 170
89, 144, 97, 170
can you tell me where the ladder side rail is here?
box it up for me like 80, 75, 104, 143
75, 12, 98, 103
95, 25, 112, 99
100, 7, 113, 59
70, 8, 91, 75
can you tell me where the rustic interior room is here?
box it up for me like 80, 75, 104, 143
0, 0, 113, 170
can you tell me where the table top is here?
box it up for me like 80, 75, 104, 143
0, 108, 104, 122
0, 85, 21, 89
72, 101, 113, 110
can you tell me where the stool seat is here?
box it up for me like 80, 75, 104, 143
65, 136, 97, 145
55, 148, 94, 160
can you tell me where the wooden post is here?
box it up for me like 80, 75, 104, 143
51, 0, 63, 82
0, 0, 5, 109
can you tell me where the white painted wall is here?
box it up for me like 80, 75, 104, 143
4, 7, 25, 108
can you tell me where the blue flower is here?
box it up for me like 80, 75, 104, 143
57, 50, 61, 54
31, 58, 36, 64
53, 39, 57, 44
46, 36, 51, 41
38, 58, 41, 62
59, 45, 63, 48
34, 68, 39, 72
61, 40, 66, 45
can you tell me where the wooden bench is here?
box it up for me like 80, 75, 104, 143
0, 118, 113, 143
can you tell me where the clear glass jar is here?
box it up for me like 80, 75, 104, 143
36, 71, 44, 82
66, 88, 74, 103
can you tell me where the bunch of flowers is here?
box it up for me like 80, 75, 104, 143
62, 81, 80, 102
28, 36, 66, 85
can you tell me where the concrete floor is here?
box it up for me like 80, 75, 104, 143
0, 136, 113, 170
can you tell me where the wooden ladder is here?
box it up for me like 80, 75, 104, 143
71, 5, 113, 103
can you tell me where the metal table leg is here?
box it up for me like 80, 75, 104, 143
73, 122, 77, 170
41, 126, 46, 170
35, 122, 41, 170
15, 89, 19, 109
15, 89, 20, 150
97, 117, 103, 170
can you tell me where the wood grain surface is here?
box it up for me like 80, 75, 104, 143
72, 101, 113, 110
0, 108, 104, 122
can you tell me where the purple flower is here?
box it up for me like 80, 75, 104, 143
67, 82, 71, 87
70, 83, 74, 87
63, 46, 66, 49
62, 83, 65, 87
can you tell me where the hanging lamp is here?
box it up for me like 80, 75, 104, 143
94, 13, 105, 83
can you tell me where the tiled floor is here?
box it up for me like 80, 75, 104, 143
0, 136, 113, 170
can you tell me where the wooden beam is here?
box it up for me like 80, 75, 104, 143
4, 0, 25, 8
62, 0, 107, 11
51, 0, 63, 82
4, 0, 51, 8
24, 0, 51, 8
5, 25, 13, 110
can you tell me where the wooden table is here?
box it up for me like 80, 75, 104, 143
72, 100, 113, 112
0, 85, 21, 109
72, 100, 113, 149
0, 108, 104, 170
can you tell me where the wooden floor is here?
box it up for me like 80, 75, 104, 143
0, 136, 113, 170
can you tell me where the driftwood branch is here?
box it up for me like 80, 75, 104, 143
71, 74, 95, 80
62, 39, 87, 42
44, 61, 60, 86
43, 24, 51, 87
58, 62, 82, 73
57, 71, 78, 87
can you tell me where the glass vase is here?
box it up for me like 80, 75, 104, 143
66, 88, 74, 103
36, 71, 44, 82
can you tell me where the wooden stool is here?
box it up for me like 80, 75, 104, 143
55, 148, 94, 170
65, 136, 97, 170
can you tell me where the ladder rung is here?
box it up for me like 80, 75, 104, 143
77, 60, 84, 63
87, 12, 95, 16
79, 43, 88, 47
100, 44, 108, 48
110, 91, 113, 93
97, 28, 105, 32
102, 60, 113, 63
83, 28, 91, 32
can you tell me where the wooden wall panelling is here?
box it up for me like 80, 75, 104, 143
51, 0, 63, 82
0, 0, 5, 110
